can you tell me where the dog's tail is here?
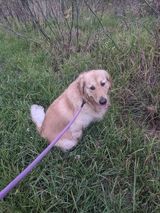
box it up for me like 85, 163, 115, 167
30, 104, 45, 131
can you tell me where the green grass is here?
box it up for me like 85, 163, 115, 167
0, 14, 160, 213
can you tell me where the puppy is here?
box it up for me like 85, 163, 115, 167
30, 69, 111, 151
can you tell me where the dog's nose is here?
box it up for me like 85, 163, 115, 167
99, 97, 107, 105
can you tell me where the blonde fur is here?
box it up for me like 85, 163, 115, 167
30, 69, 111, 151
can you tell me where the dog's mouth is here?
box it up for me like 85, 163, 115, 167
93, 99, 110, 109
99, 102, 110, 109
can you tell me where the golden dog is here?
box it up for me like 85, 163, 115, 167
30, 70, 111, 151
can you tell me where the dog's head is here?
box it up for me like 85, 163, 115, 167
78, 70, 112, 109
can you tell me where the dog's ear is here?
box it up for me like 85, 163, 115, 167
77, 74, 85, 95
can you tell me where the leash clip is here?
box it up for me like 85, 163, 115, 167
81, 99, 86, 108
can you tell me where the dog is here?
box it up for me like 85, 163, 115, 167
30, 69, 111, 151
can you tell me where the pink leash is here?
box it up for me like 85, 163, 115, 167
0, 101, 85, 200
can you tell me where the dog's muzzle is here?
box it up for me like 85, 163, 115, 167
99, 97, 107, 105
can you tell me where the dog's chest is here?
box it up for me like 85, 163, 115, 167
71, 107, 105, 133
76, 111, 94, 129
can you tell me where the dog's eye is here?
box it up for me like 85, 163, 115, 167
90, 85, 95, 90
101, 82, 105, 86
